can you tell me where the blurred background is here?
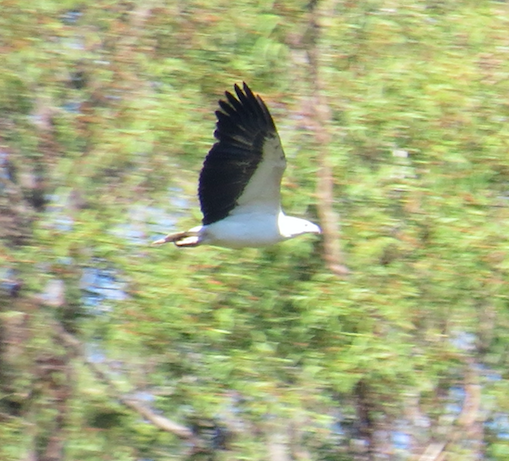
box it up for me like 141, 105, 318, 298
2, 1, 509, 460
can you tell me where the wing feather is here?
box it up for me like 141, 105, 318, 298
198, 83, 286, 226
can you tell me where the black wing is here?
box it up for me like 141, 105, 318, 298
198, 82, 284, 226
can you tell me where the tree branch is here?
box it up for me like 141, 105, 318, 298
305, 0, 349, 276
52, 321, 199, 443
416, 357, 481, 461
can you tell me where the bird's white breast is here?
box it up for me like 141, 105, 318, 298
200, 211, 285, 248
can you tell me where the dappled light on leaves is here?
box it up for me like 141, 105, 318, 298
2, 1, 509, 460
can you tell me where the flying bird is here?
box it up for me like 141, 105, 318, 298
154, 83, 321, 249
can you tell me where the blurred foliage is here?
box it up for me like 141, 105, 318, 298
2, 0, 509, 460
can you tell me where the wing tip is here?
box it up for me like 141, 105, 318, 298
219, 82, 276, 131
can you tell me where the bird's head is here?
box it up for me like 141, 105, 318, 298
279, 215, 321, 239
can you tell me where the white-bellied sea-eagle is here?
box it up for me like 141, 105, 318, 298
154, 83, 321, 249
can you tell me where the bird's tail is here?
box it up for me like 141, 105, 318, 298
152, 231, 201, 247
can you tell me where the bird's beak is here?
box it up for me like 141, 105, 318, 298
312, 224, 322, 234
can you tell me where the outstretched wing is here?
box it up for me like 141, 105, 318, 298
198, 83, 287, 226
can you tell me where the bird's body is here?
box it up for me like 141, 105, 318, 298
173, 212, 317, 249
154, 83, 320, 249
